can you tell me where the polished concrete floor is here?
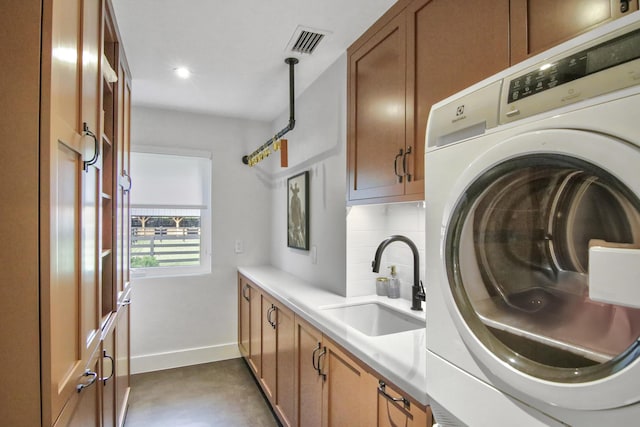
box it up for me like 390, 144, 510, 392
124, 358, 279, 427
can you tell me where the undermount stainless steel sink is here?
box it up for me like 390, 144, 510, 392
321, 302, 424, 336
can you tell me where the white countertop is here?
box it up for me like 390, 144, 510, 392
238, 265, 428, 406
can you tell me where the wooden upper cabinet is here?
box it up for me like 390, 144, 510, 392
510, 0, 639, 64
407, 0, 509, 192
347, 0, 509, 204
348, 11, 407, 202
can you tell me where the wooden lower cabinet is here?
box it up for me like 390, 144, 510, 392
239, 275, 296, 426
102, 322, 117, 427
115, 300, 131, 427
378, 380, 432, 427
294, 316, 324, 427
249, 283, 262, 376
101, 300, 131, 427
275, 303, 296, 427
261, 293, 296, 426
261, 294, 277, 402
239, 273, 430, 426
238, 276, 251, 358
321, 337, 378, 427
53, 347, 101, 427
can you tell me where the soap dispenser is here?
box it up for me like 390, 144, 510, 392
387, 265, 400, 299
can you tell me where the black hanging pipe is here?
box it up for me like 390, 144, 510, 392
242, 57, 299, 165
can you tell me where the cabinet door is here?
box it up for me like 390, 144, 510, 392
321, 338, 378, 427
115, 300, 131, 427
275, 304, 295, 427
262, 294, 277, 402
295, 317, 323, 427
46, 0, 102, 419
377, 380, 432, 427
116, 61, 132, 300
348, 12, 407, 202
407, 0, 509, 189
238, 276, 251, 358
54, 348, 101, 427
249, 285, 262, 376
101, 323, 117, 427
510, 0, 639, 64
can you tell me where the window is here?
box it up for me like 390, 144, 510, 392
130, 148, 211, 276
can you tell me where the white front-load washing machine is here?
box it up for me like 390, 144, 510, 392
425, 12, 640, 426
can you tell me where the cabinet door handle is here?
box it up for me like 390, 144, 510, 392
100, 350, 115, 385
242, 285, 250, 302
393, 148, 404, 183
378, 380, 410, 409
76, 369, 98, 392
267, 305, 277, 328
122, 170, 132, 193
621, 0, 630, 13
402, 146, 412, 182
266, 306, 274, 326
271, 305, 277, 329
82, 122, 99, 172
311, 342, 322, 371
317, 347, 327, 381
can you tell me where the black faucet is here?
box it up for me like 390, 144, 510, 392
372, 235, 426, 311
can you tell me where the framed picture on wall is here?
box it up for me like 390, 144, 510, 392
287, 170, 309, 250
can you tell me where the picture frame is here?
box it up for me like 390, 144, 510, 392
287, 170, 309, 250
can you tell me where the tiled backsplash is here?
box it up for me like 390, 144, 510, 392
346, 202, 426, 299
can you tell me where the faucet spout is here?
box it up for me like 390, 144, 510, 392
372, 235, 425, 311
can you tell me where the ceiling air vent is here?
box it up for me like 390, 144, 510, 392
286, 25, 331, 55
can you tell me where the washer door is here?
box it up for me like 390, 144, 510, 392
444, 129, 640, 410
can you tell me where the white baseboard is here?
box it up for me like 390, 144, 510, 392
131, 343, 241, 374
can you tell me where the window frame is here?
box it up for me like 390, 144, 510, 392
129, 145, 212, 278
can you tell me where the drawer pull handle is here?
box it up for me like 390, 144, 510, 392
378, 380, 410, 409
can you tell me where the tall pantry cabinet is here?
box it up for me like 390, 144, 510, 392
0, 1, 132, 426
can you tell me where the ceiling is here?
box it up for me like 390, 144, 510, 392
111, 0, 396, 122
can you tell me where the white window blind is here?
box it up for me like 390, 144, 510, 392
130, 149, 212, 276
130, 152, 210, 209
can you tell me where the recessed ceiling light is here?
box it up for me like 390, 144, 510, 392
174, 67, 191, 79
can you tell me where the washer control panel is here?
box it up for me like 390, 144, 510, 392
507, 28, 640, 104
500, 21, 640, 124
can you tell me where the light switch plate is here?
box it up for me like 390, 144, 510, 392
235, 239, 244, 254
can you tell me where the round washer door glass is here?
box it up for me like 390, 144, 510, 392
447, 153, 640, 383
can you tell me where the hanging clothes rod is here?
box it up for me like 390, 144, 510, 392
242, 57, 298, 166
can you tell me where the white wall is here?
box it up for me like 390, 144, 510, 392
129, 106, 272, 373
267, 54, 348, 296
